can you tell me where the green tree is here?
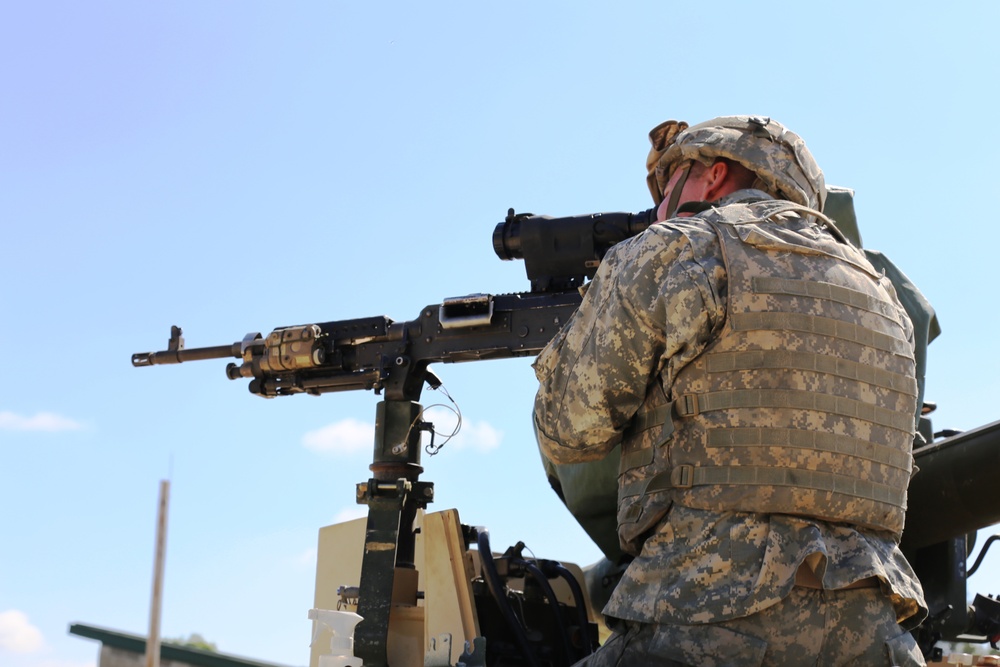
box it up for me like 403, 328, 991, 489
165, 633, 217, 652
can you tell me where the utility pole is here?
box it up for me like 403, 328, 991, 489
146, 479, 170, 667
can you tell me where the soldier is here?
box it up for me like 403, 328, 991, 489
533, 116, 928, 665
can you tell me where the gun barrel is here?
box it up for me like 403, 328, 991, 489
132, 343, 241, 367
901, 419, 1000, 550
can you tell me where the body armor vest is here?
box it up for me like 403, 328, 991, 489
616, 201, 917, 554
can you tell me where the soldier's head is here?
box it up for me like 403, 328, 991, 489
646, 116, 825, 221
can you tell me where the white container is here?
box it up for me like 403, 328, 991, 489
309, 608, 363, 667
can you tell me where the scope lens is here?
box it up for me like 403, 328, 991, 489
492, 220, 521, 260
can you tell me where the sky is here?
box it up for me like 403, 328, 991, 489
2, 2, 1000, 666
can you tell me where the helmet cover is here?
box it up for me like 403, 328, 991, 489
646, 115, 826, 211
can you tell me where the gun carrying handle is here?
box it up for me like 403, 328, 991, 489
439, 294, 494, 329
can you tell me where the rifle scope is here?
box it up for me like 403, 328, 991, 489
493, 208, 657, 291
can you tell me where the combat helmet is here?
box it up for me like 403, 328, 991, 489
646, 115, 826, 214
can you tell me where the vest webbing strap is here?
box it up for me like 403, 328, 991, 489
706, 350, 917, 396
620, 403, 675, 474
730, 312, 912, 356
706, 428, 912, 472
752, 277, 903, 322
625, 403, 673, 436
676, 388, 914, 432
620, 392, 916, 474
640, 464, 907, 508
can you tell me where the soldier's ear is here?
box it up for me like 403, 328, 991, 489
701, 160, 731, 202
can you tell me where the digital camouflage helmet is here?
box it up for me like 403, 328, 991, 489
646, 115, 826, 215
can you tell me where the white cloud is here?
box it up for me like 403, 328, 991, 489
302, 414, 502, 457
0, 609, 44, 654
0, 411, 83, 433
302, 418, 372, 455
428, 413, 503, 453
33, 661, 95, 667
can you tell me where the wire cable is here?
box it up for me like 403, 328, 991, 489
969, 534, 1000, 577
475, 528, 541, 667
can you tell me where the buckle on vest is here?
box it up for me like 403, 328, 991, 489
676, 394, 700, 417
670, 464, 695, 489
621, 503, 643, 523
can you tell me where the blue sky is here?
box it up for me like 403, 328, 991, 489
2, 3, 1000, 666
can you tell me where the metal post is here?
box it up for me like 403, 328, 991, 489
353, 400, 433, 666
146, 480, 170, 667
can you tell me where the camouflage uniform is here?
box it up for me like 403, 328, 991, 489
575, 588, 921, 666
532, 117, 927, 665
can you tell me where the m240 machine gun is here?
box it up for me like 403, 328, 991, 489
133, 208, 655, 667
134, 203, 1000, 665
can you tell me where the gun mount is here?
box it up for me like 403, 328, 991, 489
133, 209, 657, 667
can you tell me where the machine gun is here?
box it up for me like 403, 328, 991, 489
132, 208, 655, 400
133, 204, 1000, 664
132, 208, 656, 667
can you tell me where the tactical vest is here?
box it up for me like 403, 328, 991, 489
616, 201, 917, 554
